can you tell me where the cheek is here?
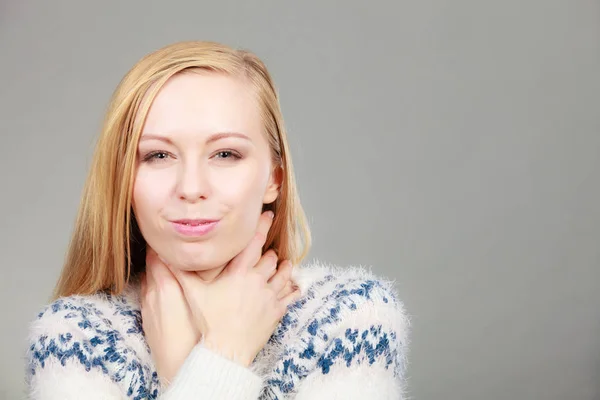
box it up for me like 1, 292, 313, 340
214, 163, 268, 214
132, 169, 172, 229
212, 165, 268, 241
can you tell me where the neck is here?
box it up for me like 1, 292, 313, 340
193, 263, 227, 283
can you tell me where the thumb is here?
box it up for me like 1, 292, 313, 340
164, 261, 207, 299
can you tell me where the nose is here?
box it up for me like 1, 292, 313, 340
176, 159, 211, 202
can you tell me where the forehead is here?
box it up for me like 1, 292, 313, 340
142, 71, 263, 138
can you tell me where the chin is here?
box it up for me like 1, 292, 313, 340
170, 251, 220, 272
162, 241, 227, 272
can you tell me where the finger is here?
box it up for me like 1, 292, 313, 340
146, 247, 195, 299
227, 211, 274, 274
254, 210, 275, 251
253, 249, 278, 280
268, 260, 293, 293
277, 280, 294, 300
245, 210, 274, 267
139, 273, 150, 315
144, 248, 161, 285
164, 260, 204, 300
146, 250, 178, 290
280, 287, 302, 310
145, 247, 161, 270
268, 267, 278, 281
144, 256, 158, 289
140, 272, 148, 298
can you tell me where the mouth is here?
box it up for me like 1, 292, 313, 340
172, 219, 219, 226
170, 219, 220, 236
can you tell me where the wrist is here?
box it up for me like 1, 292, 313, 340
201, 336, 252, 368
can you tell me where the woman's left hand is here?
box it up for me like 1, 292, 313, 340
140, 247, 200, 387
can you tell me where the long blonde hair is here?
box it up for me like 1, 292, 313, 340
53, 41, 311, 299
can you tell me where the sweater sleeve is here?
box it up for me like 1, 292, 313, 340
290, 276, 410, 400
26, 296, 263, 400
161, 343, 263, 399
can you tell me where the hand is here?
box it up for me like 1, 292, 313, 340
140, 247, 200, 386
167, 210, 302, 367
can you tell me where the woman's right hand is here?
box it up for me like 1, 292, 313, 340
167, 211, 301, 367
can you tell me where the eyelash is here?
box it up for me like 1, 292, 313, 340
214, 150, 242, 160
141, 150, 242, 163
142, 151, 170, 163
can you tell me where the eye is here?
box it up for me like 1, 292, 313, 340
142, 151, 171, 163
213, 150, 242, 160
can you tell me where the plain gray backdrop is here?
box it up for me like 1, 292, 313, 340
1, 1, 599, 399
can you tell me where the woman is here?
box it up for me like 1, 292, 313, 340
26, 41, 409, 399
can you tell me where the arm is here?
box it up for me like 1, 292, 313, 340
26, 298, 263, 400
293, 328, 408, 400
27, 342, 263, 400
27, 361, 126, 400
293, 278, 410, 400
160, 342, 263, 399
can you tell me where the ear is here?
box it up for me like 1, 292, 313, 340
263, 165, 282, 205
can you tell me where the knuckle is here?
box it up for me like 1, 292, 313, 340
229, 271, 242, 285
280, 265, 291, 278
260, 250, 278, 269
269, 255, 279, 267
156, 278, 178, 294
254, 232, 267, 243
277, 266, 291, 281
263, 211, 275, 225
276, 302, 288, 316
262, 248, 275, 259
255, 229, 267, 242
266, 287, 278, 301
249, 272, 264, 288
278, 260, 290, 271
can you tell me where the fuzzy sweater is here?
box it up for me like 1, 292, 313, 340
26, 261, 410, 399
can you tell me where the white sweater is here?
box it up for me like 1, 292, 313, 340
26, 261, 410, 399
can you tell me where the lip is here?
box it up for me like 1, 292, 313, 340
170, 219, 220, 237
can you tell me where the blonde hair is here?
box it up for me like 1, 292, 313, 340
53, 41, 311, 299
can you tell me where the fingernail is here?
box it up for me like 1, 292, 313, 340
267, 211, 275, 219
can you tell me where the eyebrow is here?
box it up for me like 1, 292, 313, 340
139, 132, 252, 144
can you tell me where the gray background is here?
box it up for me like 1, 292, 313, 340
1, 1, 599, 399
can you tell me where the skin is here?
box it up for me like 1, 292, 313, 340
141, 213, 299, 384
134, 71, 300, 385
133, 70, 280, 281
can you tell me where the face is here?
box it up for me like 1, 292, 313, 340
132, 71, 280, 275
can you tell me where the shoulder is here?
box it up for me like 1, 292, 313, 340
26, 289, 158, 399
292, 260, 409, 340
28, 293, 118, 359
262, 260, 410, 398
28, 289, 144, 354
